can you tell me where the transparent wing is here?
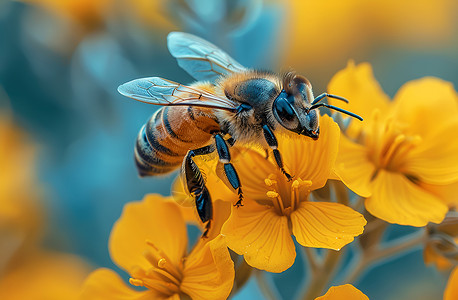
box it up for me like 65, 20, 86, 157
167, 32, 247, 82
118, 77, 237, 111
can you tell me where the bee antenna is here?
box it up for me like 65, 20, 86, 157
310, 103, 363, 121
311, 93, 349, 106
282, 70, 296, 94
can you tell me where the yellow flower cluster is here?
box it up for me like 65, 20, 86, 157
330, 61, 458, 226
0, 115, 89, 300
81, 62, 458, 299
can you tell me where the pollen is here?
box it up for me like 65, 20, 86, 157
158, 258, 167, 268
293, 178, 312, 189
136, 239, 184, 295
265, 178, 277, 186
267, 191, 279, 198
129, 278, 144, 287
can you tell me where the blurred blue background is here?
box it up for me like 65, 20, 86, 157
0, 0, 457, 298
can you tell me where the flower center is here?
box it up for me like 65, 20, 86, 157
129, 240, 183, 297
264, 174, 312, 216
366, 111, 421, 174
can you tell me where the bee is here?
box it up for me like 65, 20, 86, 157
118, 32, 362, 237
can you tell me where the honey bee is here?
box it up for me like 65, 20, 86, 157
118, 32, 362, 236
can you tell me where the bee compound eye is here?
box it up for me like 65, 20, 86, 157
306, 109, 318, 130
273, 96, 299, 130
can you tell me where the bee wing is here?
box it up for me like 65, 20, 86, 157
118, 77, 237, 111
172, 176, 196, 208
167, 32, 247, 82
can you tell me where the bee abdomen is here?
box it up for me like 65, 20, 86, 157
134, 124, 182, 176
134, 107, 187, 176
135, 106, 220, 177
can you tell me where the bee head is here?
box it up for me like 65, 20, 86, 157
272, 73, 319, 139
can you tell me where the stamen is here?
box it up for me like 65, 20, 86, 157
291, 179, 312, 211
297, 178, 313, 188
266, 191, 279, 198
265, 178, 277, 186
129, 278, 144, 287
158, 258, 167, 268
147, 267, 182, 286
145, 240, 182, 281
381, 134, 406, 167
395, 135, 421, 163
291, 180, 299, 211
266, 190, 286, 215
131, 273, 181, 294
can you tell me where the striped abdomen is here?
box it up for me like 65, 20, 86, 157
135, 106, 220, 176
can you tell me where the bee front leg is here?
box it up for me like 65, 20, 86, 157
262, 125, 293, 181
183, 145, 215, 238
214, 133, 244, 207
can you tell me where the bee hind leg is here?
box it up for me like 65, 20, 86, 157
214, 133, 244, 207
183, 146, 215, 238
262, 124, 293, 181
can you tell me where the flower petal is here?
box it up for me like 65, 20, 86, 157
205, 200, 232, 240
279, 115, 340, 190
80, 268, 156, 300
229, 147, 279, 200
445, 267, 458, 300
181, 235, 234, 300
194, 154, 238, 203
109, 195, 187, 274
221, 200, 296, 273
327, 61, 391, 136
0, 252, 89, 300
402, 122, 458, 185
421, 181, 458, 206
291, 202, 366, 250
392, 77, 458, 139
334, 134, 374, 197
366, 171, 448, 226
316, 284, 369, 300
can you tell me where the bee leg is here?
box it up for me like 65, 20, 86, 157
226, 137, 236, 146
183, 147, 215, 238
202, 220, 212, 238
262, 125, 293, 181
214, 133, 244, 207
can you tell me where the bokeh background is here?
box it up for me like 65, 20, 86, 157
0, 0, 457, 299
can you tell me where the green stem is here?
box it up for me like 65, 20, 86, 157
255, 270, 279, 300
303, 247, 321, 276
229, 258, 253, 297
343, 229, 426, 283
352, 196, 365, 212
301, 249, 344, 300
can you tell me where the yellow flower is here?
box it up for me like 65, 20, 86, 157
330, 61, 458, 226
445, 266, 458, 300
0, 114, 90, 299
0, 252, 89, 300
316, 284, 368, 300
81, 194, 234, 300
21, 0, 110, 29
220, 115, 366, 273
282, 0, 457, 74
124, 0, 178, 30
0, 116, 43, 266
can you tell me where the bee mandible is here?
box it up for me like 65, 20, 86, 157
118, 32, 362, 237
